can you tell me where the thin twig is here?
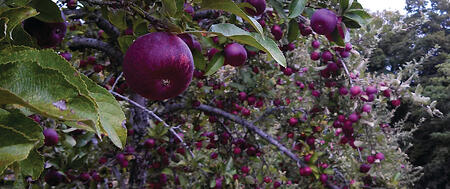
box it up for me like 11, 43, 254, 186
129, 5, 169, 30
357, 147, 364, 162
110, 72, 123, 92
340, 59, 353, 86
110, 91, 195, 159
111, 166, 126, 189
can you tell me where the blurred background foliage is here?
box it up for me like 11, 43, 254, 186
365, 0, 449, 188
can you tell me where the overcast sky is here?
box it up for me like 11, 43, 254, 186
358, 0, 407, 14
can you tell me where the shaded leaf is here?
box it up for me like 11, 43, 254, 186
288, 0, 307, 19
0, 7, 38, 40
107, 9, 127, 30
5, 0, 32, 7
339, 0, 353, 13
287, 19, 300, 42
18, 149, 43, 180
200, 0, 264, 36
192, 49, 207, 71
29, 0, 64, 23
267, 0, 287, 19
118, 35, 136, 54
0, 109, 42, 175
204, 52, 224, 76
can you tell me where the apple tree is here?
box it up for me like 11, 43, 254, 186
0, 0, 442, 188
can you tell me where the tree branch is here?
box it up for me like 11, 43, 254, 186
129, 6, 169, 30
252, 106, 307, 124
67, 37, 123, 64
63, 9, 87, 19
93, 15, 120, 39
63, 8, 120, 39
161, 103, 345, 189
80, 0, 127, 7
193, 10, 219, 20
164, 103, 308, 167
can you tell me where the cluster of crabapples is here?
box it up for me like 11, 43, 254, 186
22, 0, 404, 187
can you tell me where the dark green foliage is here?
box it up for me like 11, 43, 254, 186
368, 0, 449, 188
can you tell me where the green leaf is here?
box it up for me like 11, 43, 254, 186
0, 109, 42, 175
13, 170, 25, 188
339, 0, 353, 13
208, 23, 286, 67
161, 168, 173, 175
118, 35, 136, 54
310, 152, 323, 164
133, 19, 149, 36
11, 24, 34, 47
342, 16, 361, 28
343, 9, 371, 28
267, 0, 287, 19
162, 0, 178, 17
288, 0, 307, 19
63, 135, 77, 147
349, 1, 363, 9
323, 168, 334, 175
310, 165, 320, 179
28, 0, 64, 23
0, 48, 99, 131
245, 175, 255, 184
200, 0, 264, 36
79, 74, 127, 149
225, 157, 234, 172
204, 52, 224, 76
5, 0, 32, 7
346, 9, 372, 19
0, 48, 126, 148
0, 109, 43, 143
287, 19, 300, 42
192, 49, 207, 71
178, 174, 188, 186
238, 2, 256, 11
107, 9, 127, 30
18, 149, 43, 180
0, 7, 38, 40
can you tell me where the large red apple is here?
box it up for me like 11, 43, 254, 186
310, 9, 337, 35
123, 32, 194, 100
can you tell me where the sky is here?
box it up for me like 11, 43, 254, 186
358, 0, 407, 14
